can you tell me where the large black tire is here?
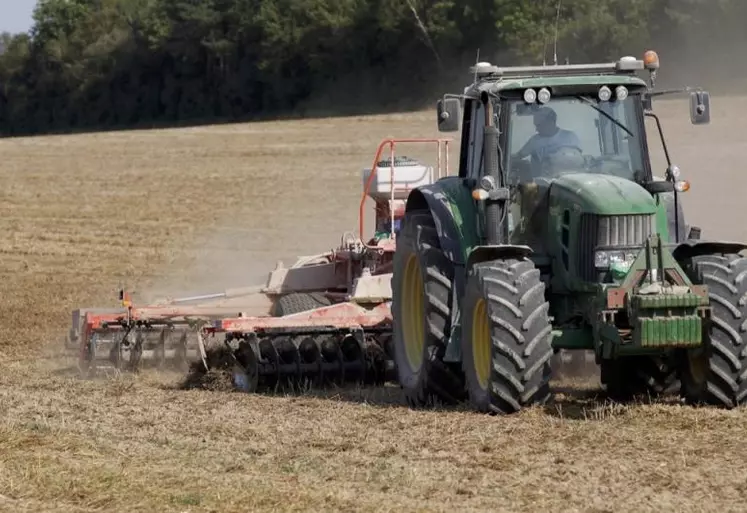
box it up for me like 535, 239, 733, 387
391, 209, 465, 407
461, 258, 554, 414
601, 354, 679, 401
679, 254, 747, 408
271, 292, 331, 317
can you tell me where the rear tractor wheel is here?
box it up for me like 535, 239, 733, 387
679, 254, 747, 408
391, 209, 465, 407
462, 258, 554, 414
271, 292, 331, 317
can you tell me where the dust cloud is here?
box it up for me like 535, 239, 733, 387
139, 224, 274, 305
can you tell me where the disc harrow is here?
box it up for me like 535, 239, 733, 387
67, 137, 453, 395
204, 302, 394, 392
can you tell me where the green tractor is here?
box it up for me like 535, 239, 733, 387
391, 50, 747, 414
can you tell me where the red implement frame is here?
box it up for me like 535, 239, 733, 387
208, 302, 392, 334
79, 302, 392, 360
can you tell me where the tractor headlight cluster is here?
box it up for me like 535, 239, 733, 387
523, 87, 552, 104
537, 87, 551, 103
597, 85, 628, 102
598, 86, 612, 102
594, 249, 638, 271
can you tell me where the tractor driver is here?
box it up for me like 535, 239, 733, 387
511, 106, 583, 179
507, 106, 583, 250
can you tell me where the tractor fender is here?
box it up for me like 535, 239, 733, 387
405, 186, 470, 364
672, 240, 747, 262
405, 186, 467, 266
466, 244, 534, 272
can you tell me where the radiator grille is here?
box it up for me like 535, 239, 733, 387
597, 215, 655, 247
576, 213, 655, 281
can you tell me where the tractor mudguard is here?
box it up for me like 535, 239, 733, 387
405, 186, 467, 266
466, 244, 534, 272
405, 184, 472, 363
672, 240, 747, 262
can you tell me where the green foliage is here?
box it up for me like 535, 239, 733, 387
0, 0, 743, 135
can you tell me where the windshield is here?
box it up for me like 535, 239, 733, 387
505, 95, 646, 183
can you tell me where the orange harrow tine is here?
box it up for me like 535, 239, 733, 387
78, 305, 228, 377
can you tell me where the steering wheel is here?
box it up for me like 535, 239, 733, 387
541, 145, 585, 169
511, 145, 588, 185
552, 145, 583, 156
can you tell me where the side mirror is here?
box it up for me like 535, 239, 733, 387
437, 98, 460, 132
689, 91, 710, 125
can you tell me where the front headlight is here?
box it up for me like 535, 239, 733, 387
594, 249, 638, 271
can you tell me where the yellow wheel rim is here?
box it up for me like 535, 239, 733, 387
472, 298, 491, 390
402, 253, 425, 372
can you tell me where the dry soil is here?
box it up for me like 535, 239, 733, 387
0, 97, 746, 513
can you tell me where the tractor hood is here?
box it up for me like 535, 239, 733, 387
549, 172, 657, 216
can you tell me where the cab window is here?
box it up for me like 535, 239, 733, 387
505, 95, 645, 183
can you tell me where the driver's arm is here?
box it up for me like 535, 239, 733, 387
512, 136, 535, 160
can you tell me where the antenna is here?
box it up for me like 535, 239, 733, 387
541, 0, 549, 65
553, 0, 562, 66
542, 37, 547, 66
473, 48, 480, 84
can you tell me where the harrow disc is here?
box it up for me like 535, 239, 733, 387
229, 330, 377, 392
187, 327, 395, 393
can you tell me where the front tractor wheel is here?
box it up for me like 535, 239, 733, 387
391, 209, 464, 407
462, 259, 554, 414
680, 254, 747, 408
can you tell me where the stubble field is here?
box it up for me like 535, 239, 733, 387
0, 96, 746, 512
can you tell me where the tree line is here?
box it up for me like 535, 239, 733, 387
0, 0, 744, 136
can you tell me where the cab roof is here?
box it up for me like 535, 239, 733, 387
464, 57, 651, 96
